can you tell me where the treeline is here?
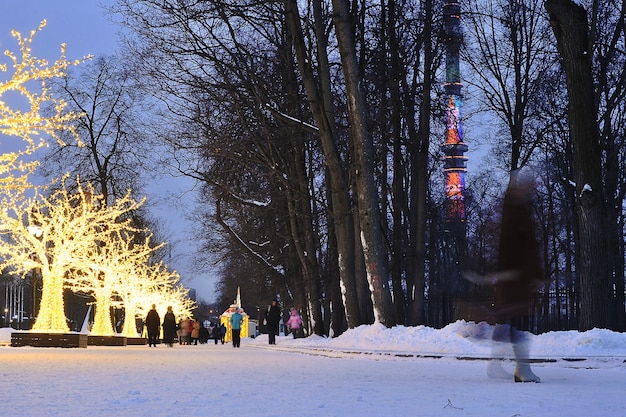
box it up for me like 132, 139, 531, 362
85, 0, 624, 335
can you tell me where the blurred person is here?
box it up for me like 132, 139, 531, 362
199, 322, 209, 344
490, 170, 544, 383
162, 306, 177, 347
179, 317, 192, 345
209, 322, 219, 345
266, 299, 281, 345
145, 304, 160, 347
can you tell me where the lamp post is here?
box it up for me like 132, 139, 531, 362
27, 225, 43, 328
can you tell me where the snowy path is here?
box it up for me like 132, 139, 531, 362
1, 339, 624, 417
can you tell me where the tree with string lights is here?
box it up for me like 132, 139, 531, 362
0, 179, 144, 332
116, 260, 195, 338
0, 21, 85, 196
66, 223, 162, 336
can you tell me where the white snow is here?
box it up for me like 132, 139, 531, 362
1, 320, 625, 416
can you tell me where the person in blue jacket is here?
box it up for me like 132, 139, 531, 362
230, 309, 244, 348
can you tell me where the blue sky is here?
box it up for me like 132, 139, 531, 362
0, 1, 119, 60
1, 1, 216, 302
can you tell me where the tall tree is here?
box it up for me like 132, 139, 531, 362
283, 0, 363, 329
589, 0, 626, 330
545, 0, 611, 330
41, 56, 148, 205
463, 0, 557, 172
332, 0, 395, 326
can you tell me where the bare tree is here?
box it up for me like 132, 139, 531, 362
545, 0, 611, 330
463, 0, 557, 172
41, 56, 148, 205
332, 0, 395, 326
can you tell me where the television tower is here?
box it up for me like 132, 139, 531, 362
442, 0, 468, 224
439, 1, 468, 323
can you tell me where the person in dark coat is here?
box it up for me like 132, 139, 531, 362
492, 171, 543, 383
161, 306, 177, 347
266, 299, 281, 345
219, 322, 226, 344
212, 323, 220, 345
199, 322, 209, 344
145, 304, 161, 347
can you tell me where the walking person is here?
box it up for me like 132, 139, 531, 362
266, 299, 281, 345
491, 171, 544, 383
230, 309, 244, 348
199, 322, 209, 344
179, 317, 192, 345
285, 307, 302, 339
162, 306, 177, 347
145, 304, 160, 347
212, 323, 220, 345
219, 322, 226, 344
191, 319, 200, 345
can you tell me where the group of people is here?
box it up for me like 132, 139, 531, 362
143, 305, 226, 347
264, 299, 303, 345
145, 304, 177, 347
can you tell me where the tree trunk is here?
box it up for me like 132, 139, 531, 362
284, 0, 362, 328
406, 0, 434, 326
332, 0, 395, 326
325, 183, 348, 335
545, 0, 611, 330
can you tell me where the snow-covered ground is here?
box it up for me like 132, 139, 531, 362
0, 320, 625, 417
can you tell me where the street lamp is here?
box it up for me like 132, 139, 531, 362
27, 225, 43, 327
3, 308, 8, 327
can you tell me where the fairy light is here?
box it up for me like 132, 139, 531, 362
0, 22, 86, 196
0, 179, 141, 333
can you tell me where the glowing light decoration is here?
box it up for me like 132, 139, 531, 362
147, 283, 196, 331
68, 227, 163, 336
441, 2, 468, 223
0, 179, 141, 332
220, 288, 248, 342
116, 260, 195, 338
0, 26, 196, 336
0, 21, 85, 196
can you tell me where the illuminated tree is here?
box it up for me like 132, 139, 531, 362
117, 260, 186, 337
75, 230, 171, 337
0, 21, 84, 196
67, 229, 162, 335
153, 282, 196, 323
0, 179, 144, 332
0, 25, 196, 336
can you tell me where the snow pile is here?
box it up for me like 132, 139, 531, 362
247, 320, 626, 360
3, 320, 626, 359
